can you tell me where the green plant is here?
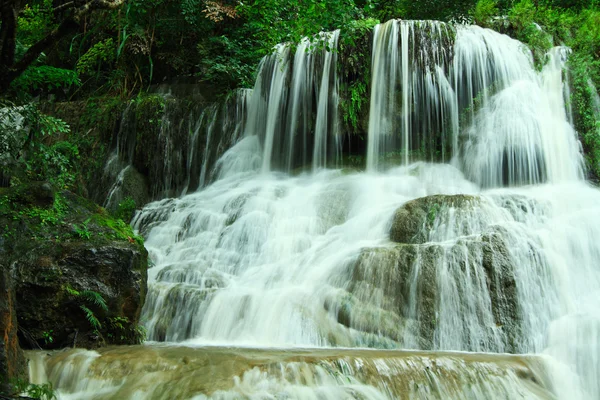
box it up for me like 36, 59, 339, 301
13, 379, 56, 400
107, 316, 147, 344
76, 38, 117, 76
73, 219, 92, 239
25, 141, 80, 190
11, 66, 81, 95
116, 196, 137, 222
473, 0, 499, 26
90, 212, 144, 245
41, 330, 54, 345
25, 383, 56, 400
338, 18, 378, 137
65, 286, 108, 330
427, 203, 441, 226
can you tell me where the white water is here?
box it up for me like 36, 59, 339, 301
29, 21, 600, 400
367, 22, 583, 189
245, 31, 342, 173
27, 346, 555, 400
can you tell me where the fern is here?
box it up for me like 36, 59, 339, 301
66, 288, 108, 330
79, 290, 108, 311
65, 285, 80, 296
80, 305, 102, 329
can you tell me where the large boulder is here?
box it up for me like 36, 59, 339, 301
345, 229, 521, 352
0, 182, 148, 350
389, 194, 481, 244
335, 193, 528, 352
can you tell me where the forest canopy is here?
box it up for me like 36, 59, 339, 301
0, 0, 597, 99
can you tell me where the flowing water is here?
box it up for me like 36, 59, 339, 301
28, 21, 600, 399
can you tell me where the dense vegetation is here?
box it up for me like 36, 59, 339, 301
0, 0, 599, 187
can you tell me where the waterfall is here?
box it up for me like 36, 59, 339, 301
367, 20, 455, 170
29, 21, 600, 400
100, 89, 250, 207
365, 21, 583, 187
245, 31, 342, 173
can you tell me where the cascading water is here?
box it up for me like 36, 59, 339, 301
246, 31, 342, 173
101, 89, 251, 209
367, 20, 456, 170
366, 21, 583, 188
28, 21, 600, 400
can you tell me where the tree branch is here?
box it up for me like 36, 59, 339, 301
9, 18, 79, 79
74, 0, 125, 19
0, 4, 17, 67
0, 0, 125, 92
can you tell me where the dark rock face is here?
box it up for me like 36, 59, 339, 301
15, 241, 147, 349
0, 182, 148, 351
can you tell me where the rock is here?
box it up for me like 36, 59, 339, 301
0, 182, 148, 350
347, 222, 522, 352
389, 194, 481, 244
103, 165, 150, 216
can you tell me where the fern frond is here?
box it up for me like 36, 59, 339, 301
80, 290, 108, 311
80, 305, 102, 329
65, 286, 80, 296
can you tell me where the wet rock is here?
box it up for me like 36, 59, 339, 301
0, 182, 148, 350
347, 227, 521, 352
104, 165, 150, 216
390, 194, 480, 243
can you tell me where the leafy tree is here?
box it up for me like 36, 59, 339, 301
0, 0, 125, 93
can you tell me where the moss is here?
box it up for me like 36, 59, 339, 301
338, 19, 378, 138
1, 183, 148, 350
0, 183, 143, 251
390, 194, 480, 244
88, 212, 144, 246
569, 53, 600, 182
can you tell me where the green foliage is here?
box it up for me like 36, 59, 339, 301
80, 305, 103, 329
198, 35, 258, 88
570, 53, 600, 178
0, 102, 80, 190
341, 81, 367, 132
76, 39, 117, 76
79, 290, 109, 311
427, 203, 441, 226
16, 0, 56, 48
13, 379, 56, 400
338, 18, 378, 137
116, 196, 136, 222
0, 191, 66, 233
107, 316, 147, 344
41, 330, 54, 345
473, 0, 499, 26
508, 1, 554, 67
90, 212, 144, 245
25, 141, 80, 190
395, 0, 478, 22
11, 66, 81, 94
73, 220, 92, 239
66, 286, 108, 330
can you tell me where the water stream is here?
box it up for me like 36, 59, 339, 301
28, 21, 599, 399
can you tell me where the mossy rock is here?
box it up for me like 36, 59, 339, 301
347, 226, 521, 352
0, 182, 148, 350
389, 194, 481, 244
